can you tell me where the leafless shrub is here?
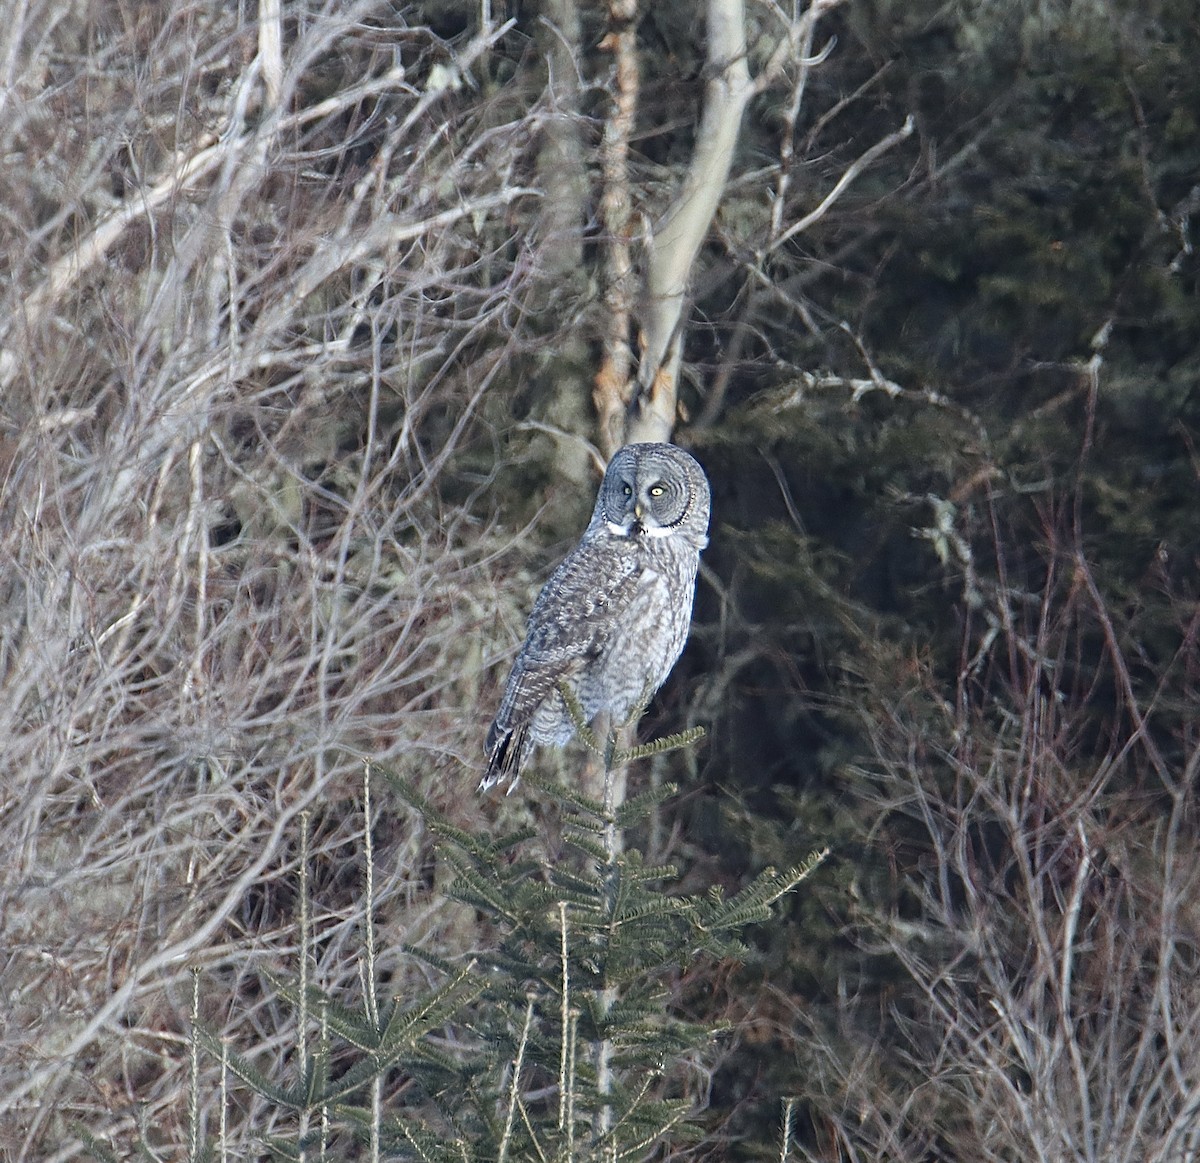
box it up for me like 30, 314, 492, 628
0, 2, 553, 1155
803, 477, 1200, 1162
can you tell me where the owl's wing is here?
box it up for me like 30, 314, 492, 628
483, 537, 642, 787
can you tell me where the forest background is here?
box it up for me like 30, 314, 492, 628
2, 0, 1199, 1158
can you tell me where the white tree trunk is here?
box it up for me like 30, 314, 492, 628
626, 0, 753, 445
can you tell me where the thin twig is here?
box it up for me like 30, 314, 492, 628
498, 999, 536, 1163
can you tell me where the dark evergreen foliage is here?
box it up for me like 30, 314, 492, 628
662, 2, 1200, 1151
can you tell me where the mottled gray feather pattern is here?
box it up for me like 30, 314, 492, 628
483, 442, 710, 790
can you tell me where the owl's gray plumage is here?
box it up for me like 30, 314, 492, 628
482, 442, 711, 791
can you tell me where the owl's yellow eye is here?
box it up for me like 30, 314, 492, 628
622, 484, 633, 496
649, 484, 665, 497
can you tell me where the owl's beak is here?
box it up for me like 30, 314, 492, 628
633, 501, 645, 521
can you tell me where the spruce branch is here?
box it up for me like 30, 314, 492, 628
71, 1127, 120, 1163
700, 850, 830, 933
188, 968, 201, 1163
522, 769, 608, 818
190, 734, 825, 1159
382, 765, 538, 856
194, 1026, 307, 1108
780, 1096, 797, 1163
615, 726, 706, 766
558, 901, 572, 1135
558, 679, 602, 754
613, 781, 679, 828
362, 761, 380, 1033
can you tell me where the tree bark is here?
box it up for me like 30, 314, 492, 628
535, 0, 594, 486
593, 0, 641, 461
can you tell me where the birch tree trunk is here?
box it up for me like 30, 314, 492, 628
625, 0, 755, 446
595, 0, 842, 453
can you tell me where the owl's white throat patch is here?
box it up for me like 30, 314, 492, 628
607, 519, 673, 539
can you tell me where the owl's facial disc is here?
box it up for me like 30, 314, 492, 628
603, 477, 638, 536
604, 476, 682, 538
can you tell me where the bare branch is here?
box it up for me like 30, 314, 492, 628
257, 0, 284, 112
769, 114, 915, 252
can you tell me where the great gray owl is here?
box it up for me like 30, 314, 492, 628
482, 442, 711, 791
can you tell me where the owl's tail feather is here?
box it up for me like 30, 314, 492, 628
480, 722, 529, 793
